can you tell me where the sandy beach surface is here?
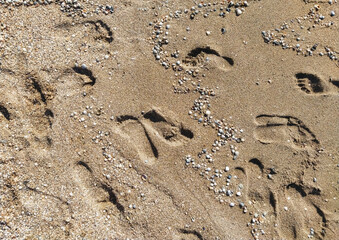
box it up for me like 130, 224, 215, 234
0, 0, 338, 239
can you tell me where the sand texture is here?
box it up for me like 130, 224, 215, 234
0, 0, 338, 239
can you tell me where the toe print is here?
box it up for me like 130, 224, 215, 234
295, 72, 338, 95
295, 73, 325, 94
183, 46, 234, 72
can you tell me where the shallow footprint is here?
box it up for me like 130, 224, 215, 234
55, 20, 113, 44
115, 116, 158, 165
142, 108, 194, 146
277, 184, 328, 240
232, 159, 280, 239
73, 161, 124, 213
254, 115, 320, 151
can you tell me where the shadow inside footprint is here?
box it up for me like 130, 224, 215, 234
56, 66, 96, 99
116, 117, 158, 165
295, 73, 325, 94
72, 66, 97, 86
178, 229, 204, 240
142, 108, 194, 145
75, 161, 124, 213
277, 184, 328, 239
0, 104, 10, 120
254, 115, 319, 150
55, 19, 113, 44
330, 79, 339, 88
183, 46, 234, 71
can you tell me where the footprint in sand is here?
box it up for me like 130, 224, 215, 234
230, 158, 282, 238
254, 114, 320, 151
113, 107, 194, 165
295, 72, 339, 95
234, 158, 276, 214
183, 46, 234, 72
55, 65, 97, 100
277, 183, 330, 239
235, 156, 335, 239
176, 229, 203, 240
233, 158, 320, 239
0, 64, 55, 146
55, 19, 113, 45
115, 116, 159, 165
73, 160, 124, 213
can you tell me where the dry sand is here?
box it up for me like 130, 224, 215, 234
0, 0, 338, 239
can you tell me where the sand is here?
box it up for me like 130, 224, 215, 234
0, 0, 338, 239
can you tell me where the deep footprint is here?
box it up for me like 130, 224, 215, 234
254, 115, 319, 150
295, 72, 339, 95
295, 73, 325, 94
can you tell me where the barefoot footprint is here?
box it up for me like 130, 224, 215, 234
295, 72, 339, 95
113, 107, 194, 165
231, 158, 281, 239
55, 19, 113, 45
0, 64, 55, 146
277, 183, 330, 239
254, 114, 320, 151
183, 46, 234, 72
73, 160, 124, 213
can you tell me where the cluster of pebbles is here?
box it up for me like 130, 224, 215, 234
150, 0, 247, 203
150, 1, 269, 239
0, 0, 114, 17
262, 2, 338, 64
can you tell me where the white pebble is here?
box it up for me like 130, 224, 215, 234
235, 8, 242, 16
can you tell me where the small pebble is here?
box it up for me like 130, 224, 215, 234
235, 8, 242, 16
